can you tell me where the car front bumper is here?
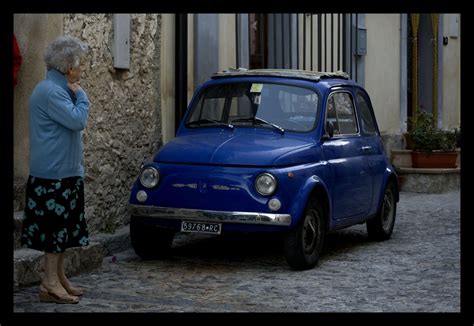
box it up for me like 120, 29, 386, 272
129, 204, 292, 226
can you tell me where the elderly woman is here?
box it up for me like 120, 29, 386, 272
21, 36, 91, 304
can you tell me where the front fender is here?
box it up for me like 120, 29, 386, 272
288, 175, 331, 229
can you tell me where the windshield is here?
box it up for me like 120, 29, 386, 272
186, 82, 320, 132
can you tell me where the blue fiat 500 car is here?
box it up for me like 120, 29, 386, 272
129, 69, 399, 270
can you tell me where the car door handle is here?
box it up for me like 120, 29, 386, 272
361, 146, 372, 153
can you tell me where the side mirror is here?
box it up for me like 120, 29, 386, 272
322, 121, 334, 140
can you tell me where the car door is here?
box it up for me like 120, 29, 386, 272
321, 88, 372, 220
354, 87, 386, 215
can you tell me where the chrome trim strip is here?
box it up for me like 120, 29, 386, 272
129, 205, 291, 226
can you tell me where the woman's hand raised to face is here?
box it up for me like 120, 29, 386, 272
67, 81, 82, 94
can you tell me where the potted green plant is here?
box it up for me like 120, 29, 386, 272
408, 111, 459, 168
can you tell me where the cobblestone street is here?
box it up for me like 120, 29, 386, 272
13, 191, 460, 313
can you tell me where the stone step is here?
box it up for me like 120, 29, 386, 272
14, 242, 104, 290
14, 211, 24, 250
398, 167, 460, 193
14, 177, 26, 212
13, 225, 131, 290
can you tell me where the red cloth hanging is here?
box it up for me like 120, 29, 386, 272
13, 34, 22, 87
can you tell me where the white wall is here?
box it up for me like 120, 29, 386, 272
218, 14, 237, 71
442, 14, 461, 130
364, 14, 401, 135
160, 14, 176, 144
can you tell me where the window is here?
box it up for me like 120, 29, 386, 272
326, 92, 358, 135
186, 82, 319, 132
326, 96, 340, 134
356, 92, 378, 135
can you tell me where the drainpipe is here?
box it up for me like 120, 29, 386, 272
175, 13, 188, 134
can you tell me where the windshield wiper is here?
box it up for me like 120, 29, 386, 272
186, 119, 234, 129
232, 116, 285, 134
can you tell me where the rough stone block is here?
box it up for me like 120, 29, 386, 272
90, 224, 131, 256
14, 177, 26, 212
391, 149, 412, 168
14, 211, 24, 250
399, 168, 460, 193
14, 242, 104, 290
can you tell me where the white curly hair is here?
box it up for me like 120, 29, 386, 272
44, 36, 89, 74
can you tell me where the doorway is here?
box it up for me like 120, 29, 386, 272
407, 14, 441, 128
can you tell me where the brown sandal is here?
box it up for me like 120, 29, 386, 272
40, 283, 85, 296
61, 284, 84, 296
38, 287, 79, 304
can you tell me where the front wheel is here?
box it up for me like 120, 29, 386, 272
130, 216, 175, 260
283, 198, 326, 270
366, 181, 397, 241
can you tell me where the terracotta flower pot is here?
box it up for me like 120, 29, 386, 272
411, 151, 458, 168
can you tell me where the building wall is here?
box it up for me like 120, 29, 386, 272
218, 14, 237, 72
442, 14, 461, 130
160, 14, 176, 144
14, 14, 63, 185
13, 14, 163, 234
63, 14, 162, 233
161, 13, 196, 144
364, 14, 401, 135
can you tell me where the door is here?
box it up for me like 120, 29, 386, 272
321, 89, 372, 220
354, 88, 385, 213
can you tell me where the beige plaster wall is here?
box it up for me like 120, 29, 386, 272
218, 14, 237, 72
160, 14, 176, 144
13, 14, 63, 182
364, 14, 401, 135
442, 14, 461, 130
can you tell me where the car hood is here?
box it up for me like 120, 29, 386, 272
154, 131, 317, 167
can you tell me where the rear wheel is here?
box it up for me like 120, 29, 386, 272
130, 216, 175, 260
366, 181, 397, 241
284, 198, 326, 270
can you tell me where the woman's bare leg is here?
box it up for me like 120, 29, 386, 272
41, 253, 69, 296
57, 252, 84, 295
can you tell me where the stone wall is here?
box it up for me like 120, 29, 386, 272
64, 14, 162, 233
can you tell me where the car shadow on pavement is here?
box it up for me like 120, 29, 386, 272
165, 226, 371, 266
323, 227, 372, 258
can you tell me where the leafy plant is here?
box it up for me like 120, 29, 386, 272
408, 111, 458, 152
455, 127, 461, 148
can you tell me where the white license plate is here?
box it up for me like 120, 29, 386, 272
181, 221, 222, 234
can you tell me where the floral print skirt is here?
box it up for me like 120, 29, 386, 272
21, 175, 89, 253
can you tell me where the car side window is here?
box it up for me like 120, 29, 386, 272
356, 91, 378, 135
327, 92, 358, 135
326, 96, 340, 134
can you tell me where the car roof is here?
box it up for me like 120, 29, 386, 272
211, 68, 351, 83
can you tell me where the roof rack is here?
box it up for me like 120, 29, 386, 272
211, 68, 350, 82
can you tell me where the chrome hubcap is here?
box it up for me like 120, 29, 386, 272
381, 189, 394, 231
303, 210, 318, 254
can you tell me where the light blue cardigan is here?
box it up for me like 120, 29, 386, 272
28, 69, 90, 179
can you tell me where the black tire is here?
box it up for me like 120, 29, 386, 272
284, 198, 326, 270
366, 181, 397, 241
130, 216, 175, 260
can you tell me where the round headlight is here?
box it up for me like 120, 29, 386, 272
140, 166, 160, 188
255, 173, 277, 196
